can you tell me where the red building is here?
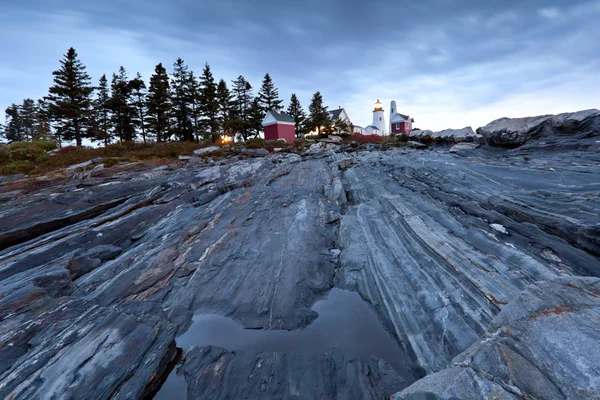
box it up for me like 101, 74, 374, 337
262, 110, 296, 142
390, 119, 413, 134
389, 100, 414, 134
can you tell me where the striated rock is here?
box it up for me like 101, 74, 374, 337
0, 154, 341, 398
448, 142, 479, 153
241, 148, 270, 157
181, 346, 409, 400
193, 146, 220, 156
477, 109, 600, 148
336, 147, 600, 375
409, 127, 482, 144
407, 141, 427, 149
0, 121, 599, 399
392, 277, 600, 400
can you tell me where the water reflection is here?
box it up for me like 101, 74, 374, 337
155, 288, 411, 399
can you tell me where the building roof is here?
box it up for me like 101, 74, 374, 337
366, 125, 380, 130
267, 110, 295, 123
390, 112, 414, 123
328, 108, 344, 120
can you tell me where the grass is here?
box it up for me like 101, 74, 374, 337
0, 140, 221, 176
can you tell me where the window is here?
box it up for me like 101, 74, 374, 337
379, 117, 382, 121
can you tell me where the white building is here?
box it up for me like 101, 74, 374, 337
372, 99, 387, 135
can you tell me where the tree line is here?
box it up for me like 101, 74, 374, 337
1, 47, 351, 146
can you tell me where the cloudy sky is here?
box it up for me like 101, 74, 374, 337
1, 0, 599, 131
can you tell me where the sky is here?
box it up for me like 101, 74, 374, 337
1, 0, 599, 131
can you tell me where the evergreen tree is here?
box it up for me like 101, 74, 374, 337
230, 75, 253, 141
46, 47, 94, 146
130, 72, 148, 143
334, 118, 352, 136
216, 79, 232, 136
93, 74, 112, 145
4, 104, 24, 142
287, 93, 307, 138
34, 99, 52, 141
19, 99, 37, 140
307, 91, 329, 136
187, 70, 202, 141
109, 67, 136, 142
199, 63, 219, 139
249, 97, 264, 138
147, 63, 171, 142
170, 58, 194, 141
258, 73, 283, 113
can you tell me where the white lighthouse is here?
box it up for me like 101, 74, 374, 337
372, 99, 387, 135
389, 100, 397, 133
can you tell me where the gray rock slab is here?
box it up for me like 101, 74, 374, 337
393, 277, 600, 400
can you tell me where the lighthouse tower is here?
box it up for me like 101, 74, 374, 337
372, 99, 387, 135
389, 100, 397, 133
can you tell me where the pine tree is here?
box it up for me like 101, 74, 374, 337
109, 67, 136, 142
258, 73, 283, 114
249, 97, 264, 137
287, 93, 307, 138
46, 47, 94, 146
147, 63, 171, 142
187, 70, 202, 141
130, 72, 148, 143
170, 58, 194, 141
93, 74, 112, 145
307, 91, 329, 137
334, 118, 352, 136
19, 99, 37, 140
230, 76, 253, 141
199, 63, 219, 140
34, 99, 52, 141
4, 104, 24, 142
216, 79, 232, 136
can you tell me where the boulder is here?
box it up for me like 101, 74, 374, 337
308, 142, 325, 155
193, 146, 220, 156
338, 158, 354, 171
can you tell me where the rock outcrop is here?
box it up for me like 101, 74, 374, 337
477, 109, 600, 148
0, 112, 599, 399
392, 277, 600, 400
409, 127, 483, 144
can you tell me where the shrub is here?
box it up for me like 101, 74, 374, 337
245, 138, 266, 149
0, 160, 36, 175
349, 133, 385, 144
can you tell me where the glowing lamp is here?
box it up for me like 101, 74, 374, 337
374, 99, 383, 111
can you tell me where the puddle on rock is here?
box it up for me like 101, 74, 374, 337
155, 288, 414, 399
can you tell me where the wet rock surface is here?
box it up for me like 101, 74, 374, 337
0, 113, 599, 399
180, 346, 407, 400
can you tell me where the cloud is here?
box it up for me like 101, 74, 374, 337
538, 7, 560, 19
